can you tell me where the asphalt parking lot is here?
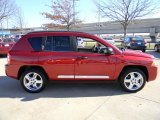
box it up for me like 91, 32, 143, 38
0, 50, 160, 120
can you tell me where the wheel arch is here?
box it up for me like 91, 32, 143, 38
118, 65, 148, 81
18, 65, 48, 80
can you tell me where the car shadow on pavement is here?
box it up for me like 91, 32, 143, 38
0, 76, 128, 102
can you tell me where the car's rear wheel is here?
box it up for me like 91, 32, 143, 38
119, 68, 146, 92
20, 69, 47, 93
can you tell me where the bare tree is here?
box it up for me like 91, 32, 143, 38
96, 0, 157, 37
0, 0, 16, 22
42, 0, 81, 31
14, 8, 25, 33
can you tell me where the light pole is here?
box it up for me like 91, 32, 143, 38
98, 0, 102, 36
72, 0, 79, 25
1, 22, 3, 39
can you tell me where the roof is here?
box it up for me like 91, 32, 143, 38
27, 30, 91, 35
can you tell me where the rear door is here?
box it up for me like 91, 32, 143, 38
38, 36, 76, 80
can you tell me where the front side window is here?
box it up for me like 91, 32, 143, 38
76, 37, 106, 53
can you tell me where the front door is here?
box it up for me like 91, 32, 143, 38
74, 37, 116, 80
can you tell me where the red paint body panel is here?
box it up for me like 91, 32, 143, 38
38, 52, 76, 80
74, 52, 117, 80
5, 31, 158, 82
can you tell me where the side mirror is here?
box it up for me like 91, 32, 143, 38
99, 47, 114, 54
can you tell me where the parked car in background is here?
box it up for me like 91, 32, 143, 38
5, 31, 158, 93
13, 34, 24, 42
154, 42, 160, 52
102, 37, 115, 45
122, 36, 147, 52
0, 38, 15, 55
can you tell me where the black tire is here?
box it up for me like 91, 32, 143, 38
20, 69, 47, 93
119, 68, 146, 93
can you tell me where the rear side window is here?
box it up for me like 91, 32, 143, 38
43, 36, 73, 52
28, 37, 43, 51
44, 36, 52, 51
54, 36, 73, 51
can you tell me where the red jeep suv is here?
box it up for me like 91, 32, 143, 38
5, 31, 158, 93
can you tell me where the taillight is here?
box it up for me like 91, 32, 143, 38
7, 53, 11, 64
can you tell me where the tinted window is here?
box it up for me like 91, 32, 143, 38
43, 36, 73, 52
132, 37, 144, 41
28, 37, 42, 51
103, 38, 112, 40
54, 36, 72, 51
44, 36, 52, 51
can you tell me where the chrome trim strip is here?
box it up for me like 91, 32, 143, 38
75, 76, 109, 79
58, 75, 74, 78
58, 75, 109, 79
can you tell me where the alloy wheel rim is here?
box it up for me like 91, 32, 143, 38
23, 72, 43, 91
124, 72, 144, 91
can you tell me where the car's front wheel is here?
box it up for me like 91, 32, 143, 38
20, 69, 47, 93
119, 68, 146, 92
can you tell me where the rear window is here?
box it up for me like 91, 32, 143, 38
28, 37, 43, 51
103, 38, 112, 40
132, 37, 144, 41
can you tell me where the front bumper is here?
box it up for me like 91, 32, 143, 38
147, 66, 158, 81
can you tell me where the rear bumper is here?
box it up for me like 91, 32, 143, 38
130, 46, 146, 50
5, 64, 19, 79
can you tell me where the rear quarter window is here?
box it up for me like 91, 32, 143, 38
28, 37, 42, 51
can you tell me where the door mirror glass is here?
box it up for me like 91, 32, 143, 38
99, 47, 114, 54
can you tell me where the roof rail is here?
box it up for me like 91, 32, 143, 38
27, 30, 90, 34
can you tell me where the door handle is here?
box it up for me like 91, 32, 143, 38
77, 56, 87, 59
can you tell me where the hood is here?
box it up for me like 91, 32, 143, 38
123, 49, 154, 58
